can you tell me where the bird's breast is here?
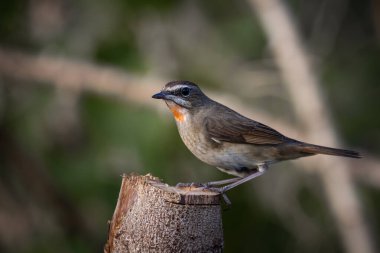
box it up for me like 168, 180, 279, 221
177, 120, 211, 160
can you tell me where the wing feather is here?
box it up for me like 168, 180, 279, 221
204, 107, 287, 145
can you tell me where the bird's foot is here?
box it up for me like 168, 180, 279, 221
176, 182, 207, 188
176, 183, 226, 194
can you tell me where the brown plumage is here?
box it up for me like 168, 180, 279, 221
204, 101, 360, 158
152, 81, 361, 193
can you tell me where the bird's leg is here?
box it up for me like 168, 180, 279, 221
176, 182, 205, 188
176, 177, 240, 188
222, 164, 268, 192
210, 164, 268, 193
204, 177, 241, 187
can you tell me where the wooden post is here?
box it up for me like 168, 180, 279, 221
104, 174, 223, 253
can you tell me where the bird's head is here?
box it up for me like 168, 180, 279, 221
152, 81, 209, 109
152, 81, 209, 122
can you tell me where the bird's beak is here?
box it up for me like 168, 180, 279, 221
152, 91, 167, 100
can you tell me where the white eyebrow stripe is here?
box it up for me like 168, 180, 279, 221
165, 84, 190, 92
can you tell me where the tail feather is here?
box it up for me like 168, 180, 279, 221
300, 143, 362, 158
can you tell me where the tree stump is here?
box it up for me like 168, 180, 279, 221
104, 174, 223, 253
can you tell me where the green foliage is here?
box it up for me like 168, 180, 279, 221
323, 47, 380, 152
117, 0, 178, 13
201, 1, 267, 59
0, 0, 28, 45
224, 189, 292, 253
95, 35, 146, 71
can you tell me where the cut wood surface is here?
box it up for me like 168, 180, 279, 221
104, 174, 223, 253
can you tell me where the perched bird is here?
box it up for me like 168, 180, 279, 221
152, 81, 361, 193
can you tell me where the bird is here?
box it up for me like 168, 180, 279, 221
152, 81, 361, 193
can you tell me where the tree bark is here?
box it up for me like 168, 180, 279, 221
104, 174, 223, 253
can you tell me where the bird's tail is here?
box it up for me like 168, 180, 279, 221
299, 143, 362, 158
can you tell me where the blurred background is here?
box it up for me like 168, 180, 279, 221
0, 0, 379, 252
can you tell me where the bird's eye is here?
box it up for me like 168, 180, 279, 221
181, 87, 190, 97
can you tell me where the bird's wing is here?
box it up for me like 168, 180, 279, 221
204, 109, 288, 145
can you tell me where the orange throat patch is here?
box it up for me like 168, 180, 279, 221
168, 104, 186, 122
